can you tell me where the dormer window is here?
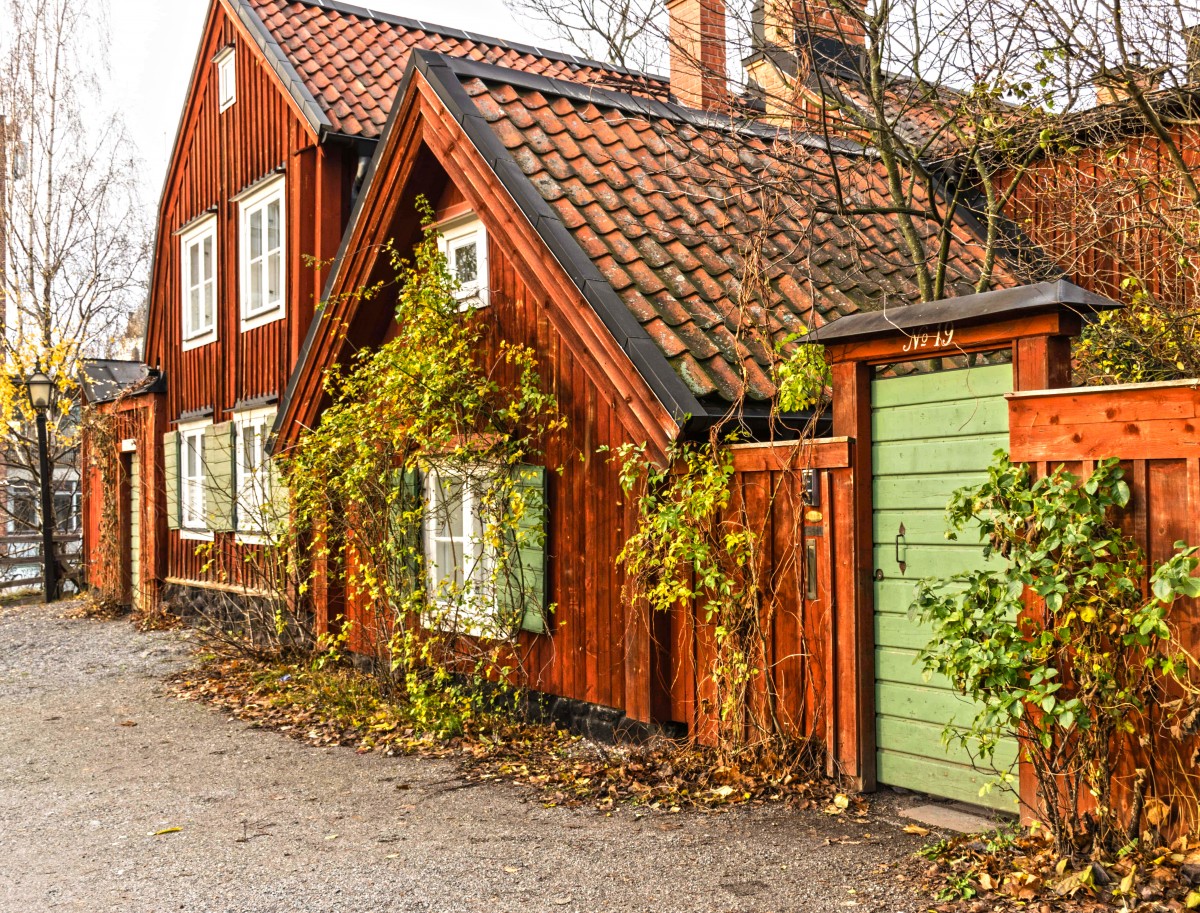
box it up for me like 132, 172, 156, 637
439, 216, 489, 308
216, 47, 236, 112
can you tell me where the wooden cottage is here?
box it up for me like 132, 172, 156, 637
82, 0, 667, 613
87, 0, 1163, 816
270, 39, 1040, 785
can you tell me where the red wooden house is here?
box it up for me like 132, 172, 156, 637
82, 0, 667, 612
269, 31, 1032, 758
86, 0, 1125, 813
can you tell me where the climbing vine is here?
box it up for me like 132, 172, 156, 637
1075, 283, 1200, 385
614, 434, 823, 776
80, 405, 123, 611
281, 198, 563, 733
915, 454, 1200, 856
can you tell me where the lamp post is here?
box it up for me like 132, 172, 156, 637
25, 370, 57, 603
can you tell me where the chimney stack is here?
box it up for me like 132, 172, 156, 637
1185, 25, 1200, 85
1095, 56, 1161, 105
744, 0, 867, 122
794, 0, 867, 51
666, 0, 728, 111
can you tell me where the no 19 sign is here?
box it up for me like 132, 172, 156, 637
900, 324, 955, 353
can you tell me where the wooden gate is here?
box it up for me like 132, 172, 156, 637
806, 279, 1119, 795
870, 363, 1017, 810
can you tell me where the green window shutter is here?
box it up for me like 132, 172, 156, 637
204, 421, 236, 533
391, 467, 424, 599
261, 416, 288, 534
265, 455, 289, 533
499, 464, 550, 634
163, 430, 181, 531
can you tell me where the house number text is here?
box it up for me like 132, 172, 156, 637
901, 324, 955, 353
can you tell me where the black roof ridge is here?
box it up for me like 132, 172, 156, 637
436, 53, 868, 154
805, 278, 1123, 345
255, 0, 669, 86
234, 0, 334, 131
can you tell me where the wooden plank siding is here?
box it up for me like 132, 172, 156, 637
1009, 379, 1200, 827
142, 0, 354, 587
81, 392, 168, 609
336, 229, 641, 716
1005, 126, 1200, 313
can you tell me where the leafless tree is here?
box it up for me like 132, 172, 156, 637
515, 0, 1200, 385
502, 0, 670, 71
0, 0, 148, 582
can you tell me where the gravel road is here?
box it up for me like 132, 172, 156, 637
0, 602, 936, 912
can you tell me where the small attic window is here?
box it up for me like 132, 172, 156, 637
438, 216, 489, 309
216, 47, 236, 112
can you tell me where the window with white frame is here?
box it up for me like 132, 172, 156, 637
54, 481, 81, 533
439, 216, 489, 307
180, 216, 217, 349
234, 409, 273, 537
179, 422, 209, 534
424, 468, 497, 627
216, 48, 236, 112
239, 177, 286, 329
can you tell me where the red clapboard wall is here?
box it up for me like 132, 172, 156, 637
142, 0, 353, 585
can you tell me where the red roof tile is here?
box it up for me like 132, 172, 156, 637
454, 68, 1029, 403
243, 0, 669, 137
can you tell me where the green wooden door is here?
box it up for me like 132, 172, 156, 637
871, 362, 1018, 810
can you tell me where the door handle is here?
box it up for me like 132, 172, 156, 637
805, 541, 818, 600
895, 522, 907, 575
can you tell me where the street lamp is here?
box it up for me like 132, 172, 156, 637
25, 370, 57, 603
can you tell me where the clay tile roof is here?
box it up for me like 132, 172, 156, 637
444, 59, 1029, 405
241, 0, 670, 138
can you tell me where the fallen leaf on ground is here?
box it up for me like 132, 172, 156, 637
902, 824, 930, 836
152, 826, 181, 836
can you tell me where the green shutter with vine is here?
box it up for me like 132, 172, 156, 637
499, 464, 550, 634
387, 467, 424, 600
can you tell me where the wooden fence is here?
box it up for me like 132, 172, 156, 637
0, 533, 83, 593
657, 438, 850, 749
1009, 378, 1200, 823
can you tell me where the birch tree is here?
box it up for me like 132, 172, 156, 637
0, 0, 147, 566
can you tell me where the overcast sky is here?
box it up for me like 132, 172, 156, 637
107, 0, 547, 207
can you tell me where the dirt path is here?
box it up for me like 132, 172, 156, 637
0, 603, 934, 912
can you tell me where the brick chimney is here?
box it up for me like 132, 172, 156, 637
1094, 57, 1162, 105
795, 0, 866, 51
745, 0, 867, 122
666, 0, 728, 111
1185, 25, 1200, 85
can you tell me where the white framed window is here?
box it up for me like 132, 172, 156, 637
424, 468, 499, 632
239, 177, 286, 330
179, 419, 212, 541
234, 408, 274, 542
180, 216, 218, 350
54, 481, 81, 534
216, 47, 236, 112
438, 216, 489, 308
